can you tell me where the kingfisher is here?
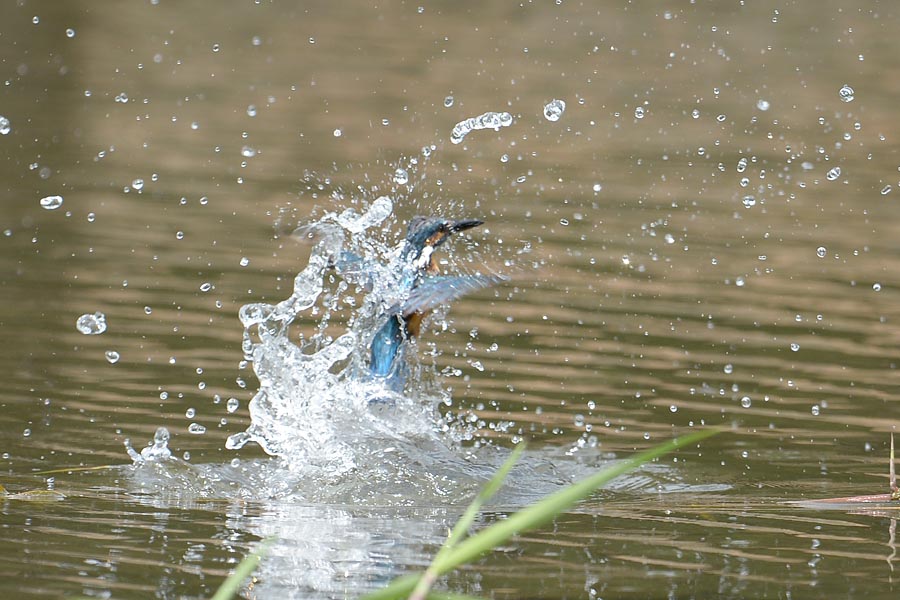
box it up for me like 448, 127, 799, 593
329, 215, 503, 394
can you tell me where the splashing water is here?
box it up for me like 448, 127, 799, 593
450, 110, 514, 144
227, 197, 486, 476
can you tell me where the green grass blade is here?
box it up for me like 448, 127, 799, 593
362, 428, 719, 600
409, 442, 526, 600
210, 537, 274, 600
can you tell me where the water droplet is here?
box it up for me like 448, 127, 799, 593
736, 157, 748, 173
691, 108, 700, 119
790, 342, 800, 352
239, 257, 250, 267
669, 405, 678, 413
87, 212, 96, 222
825, 166, 841, 181
132, 178, 144, 190
65, 28, 75, 38
810, 404, 820, 416
881, 185, 892, 195
664, 233, 675, 244
634, 106, 645, 119
144, 306, 153, 315
838, 84, 855, 103
816, 246, 827, 258
543, 98, 566, 122
716, 114, 726, 122
105, 350, 120, 364
333, 128, 342, 137
185, 407, 196, 418
723, 363, 733, 374
592, 183, 602, 192
873, 282, 882, 291
741, 195, 757, 208
443, 95, 454, 108
756, 99, 770, 111
39, 195, 63, 210
32, 16, 39, 24
188, 423, 207, 435
573, 414, 585, 427
199, 282, 213, 292
740, 396, 752, 408
393, 167, 409, 185
0, 115, 10, 135
226, 398, 240, 413
114, 92, 128, 103
241, 145, 257, 158
76, 312, 107, 335
450, 111, 513, 144
212, 43, 220, 53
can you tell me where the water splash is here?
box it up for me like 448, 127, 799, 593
450, 110, 513, 144
228, 197, 483, 475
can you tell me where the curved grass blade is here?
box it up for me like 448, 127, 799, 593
210, 537, 274, 600
363, 428, 719, 600
409, 443, 525, 600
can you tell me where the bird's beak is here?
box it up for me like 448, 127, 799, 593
449, 219, 484, 233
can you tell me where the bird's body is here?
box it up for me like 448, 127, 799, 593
363, 216, 497, 389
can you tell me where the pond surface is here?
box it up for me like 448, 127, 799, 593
2, 2, 900, 598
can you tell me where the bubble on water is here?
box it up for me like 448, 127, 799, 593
756, 99, 770, 111
105, 350, 120, 364
450, 110, 513, 144
816, 246, 827, 258
740, 396, 752, 408
838, 84, 855, 103
393, 168, 409, 185
825, 166, 841, 181
39, 195, 63, 210
543, 98, 566, 122
873, 282, 882, 291
76, 312, 107, 335
443, 95, 454, 108
634, 106, 645, 119
188, 423, 206, 435
0, 115, 10, 135
741, 195, 757, 208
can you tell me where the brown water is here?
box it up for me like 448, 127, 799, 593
2, 2, 900, 598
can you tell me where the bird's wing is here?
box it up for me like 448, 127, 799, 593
401, 274, 506, 317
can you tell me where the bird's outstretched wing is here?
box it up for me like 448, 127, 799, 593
401, 273, 506, 317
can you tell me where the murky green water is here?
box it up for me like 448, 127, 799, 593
3, 2, 900, 598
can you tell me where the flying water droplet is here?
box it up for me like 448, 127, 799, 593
393, 168, 409, 185
105, 350, 120, 364
443, 95, 454, 108
39, 195, 63, 210
838, 84, 854, 103
741, 195, 757, 208
756, 99, 770, 111
634, 106, 645, 119
76, 312, 107, 335
450, 111, 513, 144
0, 115, 10, 135
543, 98, 566, 122
188, 423, 207, 435
825, 166, 841, 181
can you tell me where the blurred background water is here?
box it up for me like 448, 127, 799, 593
2, 1, 900, 598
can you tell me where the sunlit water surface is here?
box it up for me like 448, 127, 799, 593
3, 2, 900, 599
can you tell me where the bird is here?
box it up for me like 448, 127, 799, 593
360, 216, 502, 391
